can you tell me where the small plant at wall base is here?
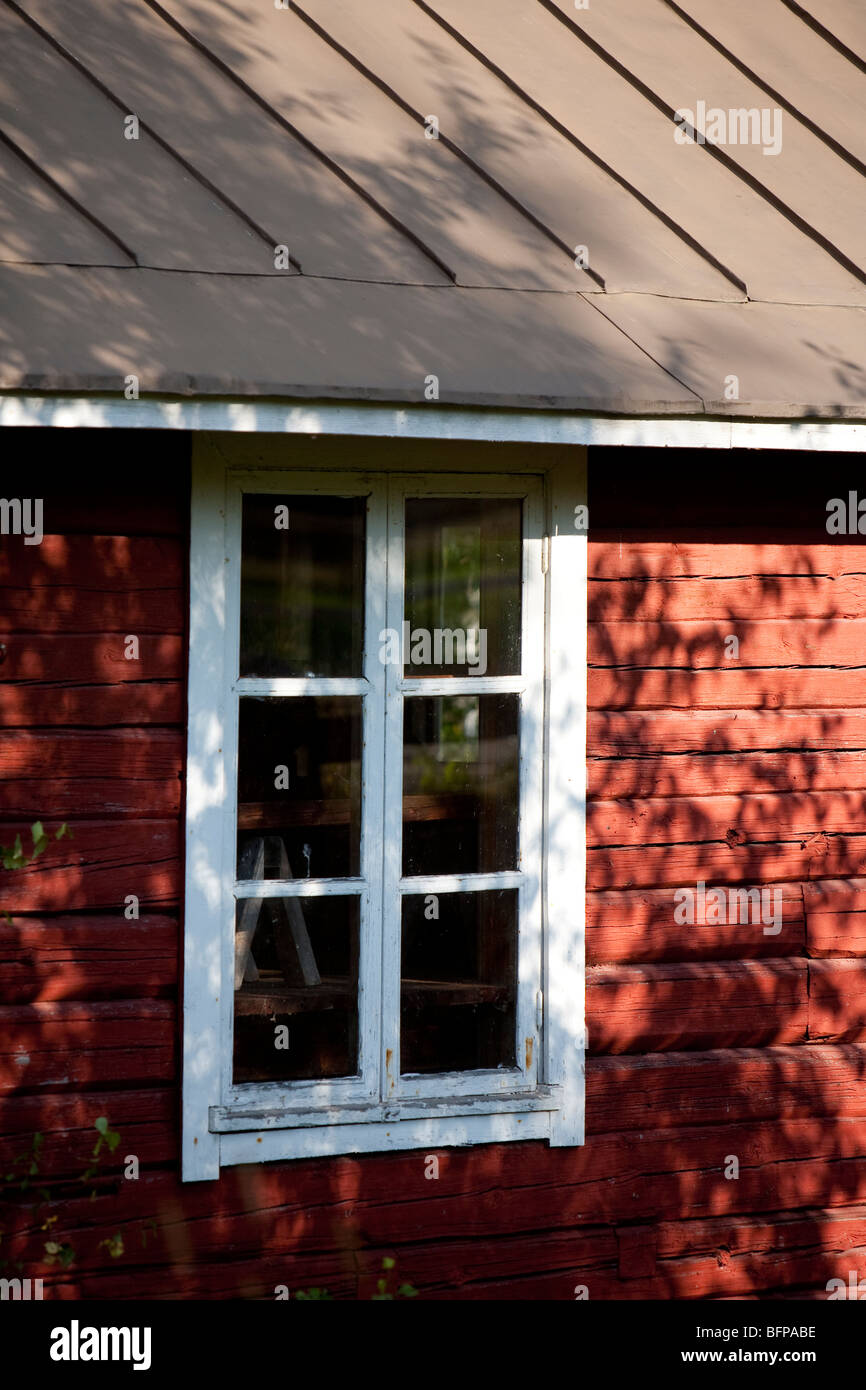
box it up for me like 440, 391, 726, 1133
0, 822, 156, 1286
293, 1257, 419, 1300
0, 1120, 132, 1275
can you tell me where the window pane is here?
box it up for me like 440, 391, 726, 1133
401, 890, 517, 1074
402, 694, 519, 875
237, 697, 361, 879
402, 498, 522, 678
233, 895, 359, 1082
240, 494, 365, 677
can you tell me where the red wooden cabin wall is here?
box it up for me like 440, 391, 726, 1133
1, 437, 865, 1300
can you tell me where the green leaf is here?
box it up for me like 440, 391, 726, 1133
30, 822, 44, 843
381, 1256, 395, 1271
94, 1117, 109, 1136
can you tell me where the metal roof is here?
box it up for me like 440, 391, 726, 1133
1, 0, 865, 418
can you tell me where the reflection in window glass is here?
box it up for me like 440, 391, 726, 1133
233, 895, 359, 1082
240, 494, 365, 677
401, 890, 517, 1074
403, 498, 522, 678
402, 695, 519, 876
237, 697, 362, 880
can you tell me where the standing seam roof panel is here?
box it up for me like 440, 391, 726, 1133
155, 0, 593, 291
296, 0, 741, 299
17, 0, 451, 284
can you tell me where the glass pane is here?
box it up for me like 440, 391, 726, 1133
240, 494, 365, 677
402, 498, 522, 678
401, 890, 517, 1074
233, 895, 359, 1082
237, 697, 361, 879
402, 695, 519, 875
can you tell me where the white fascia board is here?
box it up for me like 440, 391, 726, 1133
1, 393, 866, 450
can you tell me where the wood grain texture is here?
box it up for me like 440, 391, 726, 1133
0, 914, 177, 1001
586, 959, 810, 1053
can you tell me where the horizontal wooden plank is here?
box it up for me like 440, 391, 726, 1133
0, 821, 180, 911
0, 778, 181, 819
588, 835, 866, 892
590, 572, 866, 623
587, 885, 805, 963
586, 959, 809, 1053
805, 878, 866, 956
610, 1205, 866, 1300
589, 620, 866, 669
0, 730, 184, 818
0, 727, 184, 776
0, 634, 183, 682
588, 667, 866, 709
0, 914, 177, 1002
0, 536, 183, 632
0, 999, 175, 1091
1, 682, 185, 727
588, 790, 866, 848
586, 1045, 866, 1133
808, 959, 866, 1042
1, 586, 183, 634
589, 749, 866, 800
0, 1087, 175, 1174
0, 534, 183, 589
589, 533, 866, 581
589, 709, 866, 756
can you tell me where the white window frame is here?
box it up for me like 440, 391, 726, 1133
182, 440, 586, 1179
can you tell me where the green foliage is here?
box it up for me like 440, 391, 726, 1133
293, 1256, 418, 1301
0, 821, 70, 872
0, 1119, 152, 1275
370, 1256, 419, 1301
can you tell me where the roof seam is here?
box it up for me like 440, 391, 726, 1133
0, 124, 137, 266
780, 0, 866, 76
140, 0, 458, 285
538, 0, 866, 291
290, 1, 606, 291
577, 291, 706, 410
415, 0, 747, 298
663, 0, 866, 184
2, 0, 301, 272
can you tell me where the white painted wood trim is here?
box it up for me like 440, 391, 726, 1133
235, 678, 368, 697
545, 452, 588, 1146
4, 393, 866, 450
398, 872, 523, 894
182, 442, 227, 1181
211, 1089, 560, 1131
234, 878, 365, 898
183, 442, 589, 1175
219, 1109, 552, 1165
